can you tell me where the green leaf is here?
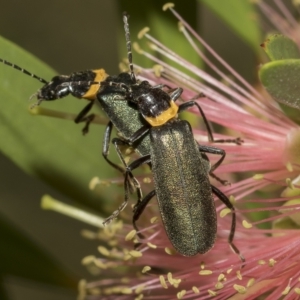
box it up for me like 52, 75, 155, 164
200, 0, 261, 54
259, 59, 300, 109
261, 34, 300, 61
0, 213, 77, 288
0, 35, 120, 210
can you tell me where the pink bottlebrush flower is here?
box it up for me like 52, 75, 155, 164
58, 3, 300, 300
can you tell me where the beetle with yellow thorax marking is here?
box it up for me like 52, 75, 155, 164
144, 100, 178, 127
83, 69, 109, 100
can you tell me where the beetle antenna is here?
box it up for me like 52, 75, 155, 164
0, 58, 48, 84
123, 12, 137, 84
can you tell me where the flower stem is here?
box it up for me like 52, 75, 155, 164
41, 195, 104, 227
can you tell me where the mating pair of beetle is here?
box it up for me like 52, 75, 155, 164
1, 13, 243, 259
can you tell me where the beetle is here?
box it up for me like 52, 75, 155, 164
0, 12, 235, 194
0, 14, 242, 258
0, 58, 151, 173
102, 13, 244, 259
113, 92, 242, 257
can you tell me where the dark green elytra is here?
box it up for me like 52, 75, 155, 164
97, 72, 150, 156
150, 119, 216, 256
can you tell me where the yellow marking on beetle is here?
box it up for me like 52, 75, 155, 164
145, 100, 178, 126
83, 69, 109, 100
